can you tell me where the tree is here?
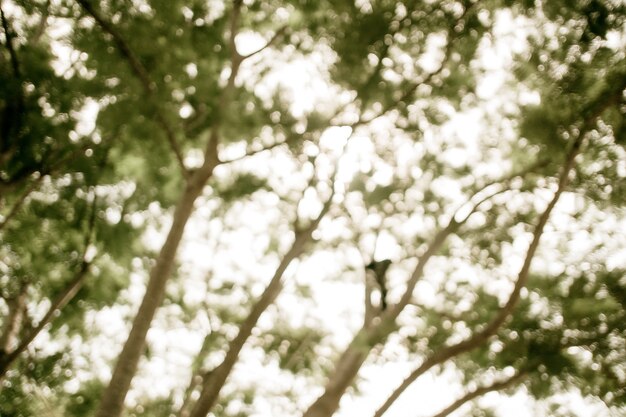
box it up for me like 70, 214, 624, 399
1, 0, 624, 417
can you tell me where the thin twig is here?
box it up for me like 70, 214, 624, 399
385, 159, 541, 320
345, 1, 478, 129
240, 25, 289, 60
219, 137, 290, 164
75, 0, 151, 91
0, 132, 116, 230
32, 0, 51, 42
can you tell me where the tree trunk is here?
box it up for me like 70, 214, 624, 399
95, 175, 211, 417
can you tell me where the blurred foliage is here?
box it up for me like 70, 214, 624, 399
454, 267, 626, 406
263, 322, 327, 375
0, 0, 625, 416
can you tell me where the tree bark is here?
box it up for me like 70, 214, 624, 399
82, 0, 237, 413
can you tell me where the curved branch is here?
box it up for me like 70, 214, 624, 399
0, 190, 98, 378
0, 176, 43, 231
75, 0, 187, 176
372, 77, 626, 414
348, 1, 478, 128
219, 137, 290, 164
428, 371, 527, 417
0, 131, 116, 229
31, 0, 51, 42
75, 0, 151, 92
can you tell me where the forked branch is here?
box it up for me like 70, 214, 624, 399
300, 159, 547, 417
373, 133, 585, 417
386, 159, 545, 320
187, 162, 339, 417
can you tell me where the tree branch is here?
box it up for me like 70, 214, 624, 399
1, 4, 21, 78
32, 0, 51, 43
219, 137, 290, 164
75, 0, 151, 92
0, 191, 98, 378
177, 231, 226, 417
190, 0, 247, 181
75, 0, 188, 176
371, 79, 626, 413
182, 2, 291, 139
0, 131, 116, 229
373, 131, 586, 416
386, 159, 544, 320
0, 281, 27, 361
301, 158, 544, 417
0, 175, 43, 231
95, 161, 217, 417
240, 25, 289, 61
225, 0, 244, 91
187, 167, 337, 417
94, 4, 248, 416
347, 1, 478, 128
427, 371, 527, 417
